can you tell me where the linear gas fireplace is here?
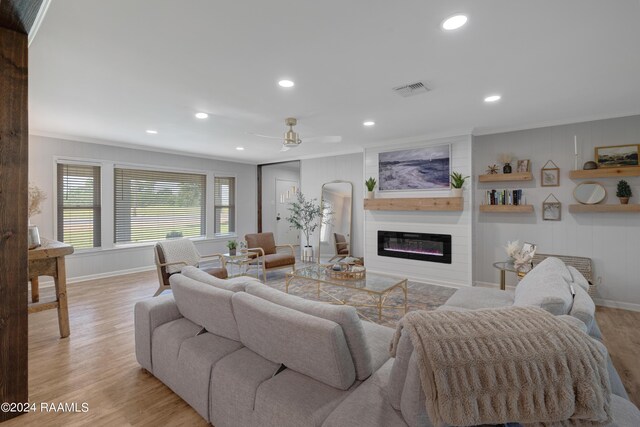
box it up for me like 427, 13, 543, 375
378, 231, 452, 264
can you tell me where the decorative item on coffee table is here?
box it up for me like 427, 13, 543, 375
499, 153, 513, 174
325, 262, 366, 280
226, 239, 238, 255
616, 180, 632, 205
449, 171, 469, 198
365, 177, 376, 199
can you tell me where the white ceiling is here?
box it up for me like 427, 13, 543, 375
29, 0, 640, 164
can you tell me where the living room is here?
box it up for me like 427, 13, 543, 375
2, 1, 639, 426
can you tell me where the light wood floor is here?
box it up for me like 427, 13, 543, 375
5, 271, 640, 425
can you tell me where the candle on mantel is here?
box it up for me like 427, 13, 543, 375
574, 135, 578, 169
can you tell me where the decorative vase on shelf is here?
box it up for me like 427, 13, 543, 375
367, 191, 375, 199
503, 163, 512, 174
28, 225, 41, 250
451, 188, 463, 198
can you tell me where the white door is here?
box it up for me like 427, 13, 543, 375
275, 179, 299, 245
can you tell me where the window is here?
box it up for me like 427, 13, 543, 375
214, 176, 236, 235
57, 163, 102, 249
114, 168, 206, 243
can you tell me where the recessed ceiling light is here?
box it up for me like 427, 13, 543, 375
195, 112, 209, 119
363, 121, 375, 127
145, 129, 158, 134
484, 95, 501, 103
442, 14, 468, 31
278, 79, 295, 88
236, 146, 245, 151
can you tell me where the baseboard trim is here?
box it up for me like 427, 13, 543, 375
36, 266, 156, 288
593, 298, 640, 312
365, 269, 471, 289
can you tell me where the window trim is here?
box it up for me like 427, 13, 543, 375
52, 156, 238, 253
213, 174, 237, 237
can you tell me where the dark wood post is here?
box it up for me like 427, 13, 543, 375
0, 0, 44, 421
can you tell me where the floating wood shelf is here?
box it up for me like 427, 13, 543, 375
569, 167, 640, 179
479, 204, 534, 213
363, 197, 463, 211
569, 204, 640, 213
478, 172, 533, 182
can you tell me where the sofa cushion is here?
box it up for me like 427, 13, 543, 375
181, 265, 260, 292
245, 283, 373, 380
262, 252, 295, 269
569, 285, 596, 330
169, 274, 240, 341
253, 369, 353, 427
232, 292, 356, 390
567, 265, 590, 292
209, 348, 281, 427
322, 359, 409, 427
610, 395, 640, 426
442, 288, 515, 310
514, 259, 574, 315
173, 333, 243, 421
361, 321, 394, 374
151, 317, 202, 390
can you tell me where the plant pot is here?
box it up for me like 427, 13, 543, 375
366, 191, 375, 199
503, 163, 512, 174
229, 248, 237, 255
619, 197, 630, 205
301, 246, 314, 262
450, 188, 463, 198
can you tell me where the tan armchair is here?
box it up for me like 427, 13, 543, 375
245, 232, 295, 282
329, 233, 350, 262
153, 238, 227, 296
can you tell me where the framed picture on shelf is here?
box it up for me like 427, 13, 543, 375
542, 194, 562, 221
516, 159, 530, 173
594, 144, 639, 168
541, 160, 560, 187
378, 144, 451, 191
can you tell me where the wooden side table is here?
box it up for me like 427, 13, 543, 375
28, 238, 74, 338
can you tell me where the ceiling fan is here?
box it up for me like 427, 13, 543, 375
251, 117, 342, 151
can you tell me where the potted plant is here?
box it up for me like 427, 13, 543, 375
286, 191, 328, 261
450, 172, 469, 198
616, 180, 632, 205
226, 239, 238, 255
365, 177, 377, 199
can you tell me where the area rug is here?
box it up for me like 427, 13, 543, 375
258, 268, 456, 328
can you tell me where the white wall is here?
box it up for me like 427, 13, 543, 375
473, 115, 640, 310
29, 135, 257, 281
364, 135, 473, 287
300, 153, 364, 257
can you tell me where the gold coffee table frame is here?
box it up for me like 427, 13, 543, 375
285, 265, 408, 321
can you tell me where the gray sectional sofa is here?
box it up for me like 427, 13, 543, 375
134, 260, 640, 426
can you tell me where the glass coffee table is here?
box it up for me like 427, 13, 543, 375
222, 252, 259, 279
285, 264, 408, 320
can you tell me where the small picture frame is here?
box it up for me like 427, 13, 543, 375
541, 160, 560, 187
595, 144, 639, 168
516, 159, 530, 173
521, 242, 536, 257
542, 194, 562, 221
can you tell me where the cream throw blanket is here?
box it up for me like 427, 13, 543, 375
390, 307, 612, 427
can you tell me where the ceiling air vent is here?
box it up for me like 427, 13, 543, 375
392, 81, 430, 98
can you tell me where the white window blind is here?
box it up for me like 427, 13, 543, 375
57, 163, 102, 249
114, 168, 206, 243
214, 176, 235, 235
